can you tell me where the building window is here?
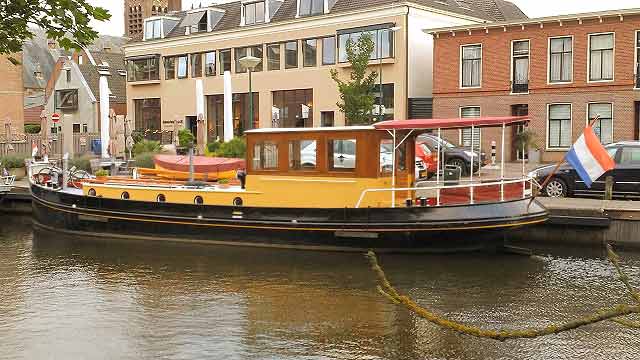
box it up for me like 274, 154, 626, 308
461, 44, 481, 88
549, 37, 572, 83
252, 141, 279, 170
373, 84, 394, 121
191, 53, 202, 78
220, 49, 232, 73
134, 98, 162, 141
144, 19, 162, 40
55, 89, 79, 110
511, 40, 529, 93
460, 107, 481, 152
206, 93, 259, 140
66, 69, 71, 83
285, 41, 298, 69
338, 26, 394, 63
321, 111, 334, 127
636, 31, 640, 88
78, 55, 83, 65
164, 56, 176, 79
244, 1, 265, 25
267, 43, 280, 71
177, 55, 188, 78
272, 89, 313, 128
548, 104, 572, 149
127, 57, 160, 82
289, 140, 317, 170
589, 33, 614, 81
303, 39, 317, 67
205, 51, 216, 76
588, 103, 613, 144
328, 139, 356, 171
82, 124, 88, 133
298, 0, 324, 16
73, 124, 80, 133
322, 36, 336, 65
235, 46, 263, 73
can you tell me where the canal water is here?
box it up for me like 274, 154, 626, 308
1, 215, 639, 359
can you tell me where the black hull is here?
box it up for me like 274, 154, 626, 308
31, 184, 548, 252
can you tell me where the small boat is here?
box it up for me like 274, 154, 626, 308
29, 117, 548, 252
150, 154, 245, 181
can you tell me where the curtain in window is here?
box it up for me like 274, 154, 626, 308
589, 103, 613, 144
548, 104, 572, 148
460, 107, 481, 152
550, 38, 572, 82
590, 34, 614, 80
462, 46, 481, 87
514, 58, 529, 83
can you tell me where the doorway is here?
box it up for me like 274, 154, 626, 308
511, 104, 529, 161
185, 116, 198, 144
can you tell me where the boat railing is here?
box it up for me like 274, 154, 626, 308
355, 176, 536, 209
1, 175, 15, 187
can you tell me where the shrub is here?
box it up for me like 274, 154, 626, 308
94, 169, 109, 177
24, 124, 41, 134
134, 152, 156, 169
0, 154, 27, 169
214, 137, 246, 158
178, 128, 195, 148
207, 141, 221, 154
133, 140, 161, 156
69, 155, 93, 172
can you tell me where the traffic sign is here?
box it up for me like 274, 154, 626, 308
52, 113, 61, 123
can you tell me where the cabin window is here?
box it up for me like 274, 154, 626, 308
157, 194, 166, 203
328, 139, 356, 171
289, 140, 317, 170
121, 192, 130, 200
380, 139, 406, 173
194, 195, 204, 205
253, 141, 279, 170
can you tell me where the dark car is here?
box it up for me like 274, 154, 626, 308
418, 134, 486, 176
530, 141, 640, 198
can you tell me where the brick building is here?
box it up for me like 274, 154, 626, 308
428, 9, 640, 163
125, 0, 182, 37
0, 54, 24, 135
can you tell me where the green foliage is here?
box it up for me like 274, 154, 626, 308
0, 1, 111, 63
69, 155, 93, 172
207, 141, 221, 154
330, 32, 378, 125
0, 154, 27, 169
217, 178, 229, 184
214, 137, 246, 158
514, 129, 539, 150
134, 152, 156, 169
133, 140, 161, 156
94, 169, 108, 177
24, 124, 41, 134
178, 128, 195, 148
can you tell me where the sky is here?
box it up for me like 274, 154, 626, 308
88, 0, 640, 36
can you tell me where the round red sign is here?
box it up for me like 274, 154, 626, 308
52, 113, 61, 123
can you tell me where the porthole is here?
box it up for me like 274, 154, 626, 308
157, 194, 166, 203
88, 188, 96, 197
121, 192, 130, 200
194, 196, 204, 205
233, 197, 243, 207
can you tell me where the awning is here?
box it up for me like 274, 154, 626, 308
374, 116, 529, 130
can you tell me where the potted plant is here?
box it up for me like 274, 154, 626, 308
177, 128, 195, 156
0, 155, 27, 180
94, 169, 109, 179
514, 129, 540, 164
217, 178, 230, 189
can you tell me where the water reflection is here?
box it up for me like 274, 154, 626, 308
0, 217, 638, 359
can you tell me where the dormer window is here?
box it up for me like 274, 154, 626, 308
244, 1, 265, 26
298, 0, 324, 17
143, 16, 179, 41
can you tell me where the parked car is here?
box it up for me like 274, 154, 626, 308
415, 141, 438, 177
418, 134, 486, 175
529, 141, 640, 199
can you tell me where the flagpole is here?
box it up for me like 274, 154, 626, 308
528, 115, 601, 207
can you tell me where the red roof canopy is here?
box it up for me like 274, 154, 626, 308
374, 116, 529, 130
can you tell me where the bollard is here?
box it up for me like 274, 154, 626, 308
604, 176, 614, 200
491, 141, 497, 166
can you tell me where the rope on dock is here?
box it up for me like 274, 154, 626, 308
366, 247, 640, 341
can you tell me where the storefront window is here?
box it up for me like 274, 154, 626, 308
272, 89, 313, 128
134, 98, 162, 142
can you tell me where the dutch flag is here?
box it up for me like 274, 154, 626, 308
565, 126, 615, 188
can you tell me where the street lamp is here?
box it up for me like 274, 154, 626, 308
239, 55, 261, 130
378, 26, 402, 122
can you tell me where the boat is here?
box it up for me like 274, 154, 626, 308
28, 117, 548, 252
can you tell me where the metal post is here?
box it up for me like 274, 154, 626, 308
62, 156, 68, 190
379, 57, 383, 122
248, 69, 254, 130
391, 129, 396, 208
469, 125, 475, 204
188, 147, 195, 183
436, 128, 441, 206
500, 123, 505, 201
522, 140, 526, 198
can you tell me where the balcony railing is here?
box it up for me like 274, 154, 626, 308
511, 79, 529, 93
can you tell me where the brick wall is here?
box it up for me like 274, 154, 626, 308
0, 54, 25, 134
432, 14, 640, 163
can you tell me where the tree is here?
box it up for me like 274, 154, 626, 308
330, 33, 378, 126
1, 1, 110, 64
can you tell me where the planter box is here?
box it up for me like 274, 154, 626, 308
8, 167, 26, 180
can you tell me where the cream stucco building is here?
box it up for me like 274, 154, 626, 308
123, 0, 527, 144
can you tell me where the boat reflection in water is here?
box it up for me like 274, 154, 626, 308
18, 227, 638, 360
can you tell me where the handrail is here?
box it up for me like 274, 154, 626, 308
355, 177, 535, 208
1, 175, 15, 187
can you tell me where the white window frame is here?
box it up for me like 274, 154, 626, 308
458, 106, 482, 149
547, 35, 574, 85
143, 18, 164, 41
296, 0, 327, 17
510, 39, 530, 95
459, 43, 482, 89
241, 0, 267, 26
587, 32, 615, 83
546, 103, 573, 151
586, 102, 614, 144
635, 30, 640, 89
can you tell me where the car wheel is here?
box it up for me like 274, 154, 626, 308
447, 158, 468, 176
544, 177, 567, 198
